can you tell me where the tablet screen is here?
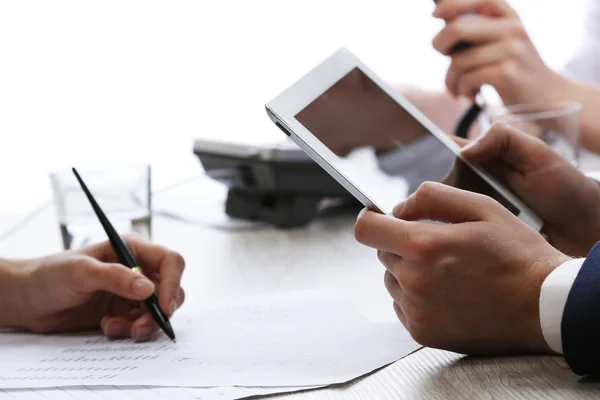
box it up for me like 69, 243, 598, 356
294, 67, 518, 215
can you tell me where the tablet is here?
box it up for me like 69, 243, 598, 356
265, 47, 542, 231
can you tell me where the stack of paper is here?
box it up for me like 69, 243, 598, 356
0, 291, 420, 399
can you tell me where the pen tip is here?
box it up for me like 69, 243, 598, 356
172, 339, 177, 343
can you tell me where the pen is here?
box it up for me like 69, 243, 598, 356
72, 167, 176, 342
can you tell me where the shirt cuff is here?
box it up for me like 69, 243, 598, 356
585, 171, 600, 182
539, 258, 585, 354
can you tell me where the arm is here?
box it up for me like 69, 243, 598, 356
553, 78, 600, 153
0, 258, 28, 328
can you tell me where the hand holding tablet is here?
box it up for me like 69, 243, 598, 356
265, 48, 542, 231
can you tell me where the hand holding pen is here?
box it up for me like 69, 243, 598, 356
73, 168, 185, 341
431, 0, 552, 118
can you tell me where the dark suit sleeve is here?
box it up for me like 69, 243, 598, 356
562, 242, 600, 375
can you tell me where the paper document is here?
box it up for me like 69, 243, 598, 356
0, 385, 316, 400
0, 290, 420, 389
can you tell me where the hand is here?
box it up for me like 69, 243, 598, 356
355, 182, 570, 355
461, 123, 600, 257
432, 0, 567, 104
5, 236, 185, 341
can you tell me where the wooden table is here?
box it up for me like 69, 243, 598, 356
1, 191, 599, 399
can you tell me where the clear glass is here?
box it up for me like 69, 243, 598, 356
485, 102, 582, 166
50, 163, 152, 250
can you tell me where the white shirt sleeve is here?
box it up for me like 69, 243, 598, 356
539, 258, 585, 354
563, 0, 600, 85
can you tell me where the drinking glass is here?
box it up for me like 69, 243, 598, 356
50, 163, 152, 250
485, 102, 581, 166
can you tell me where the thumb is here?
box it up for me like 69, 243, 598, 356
394, 181, 500, 223
460, 122, 557, 174
75, 258, 155, 301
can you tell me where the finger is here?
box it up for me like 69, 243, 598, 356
445, 39, 525, 94
355, 209, 423, 255
384, 270, 402, 298
125, 238, 186, 315
394, 181, 498, 223
433, 0, 518, 20
86, 235, 185, 274
130, 313, 159, 342
384, 271, 408, 326
450, 136, 471, 147
460, 122, 561, 175
73, 258, 155, 301
378, 250, 403, 279
95, 236, 186, 316
453, 62, 512, 99
100, 310, 143, 339
107, 296, 138, 317
175, 287, 186, 313
393, 301, 408, 327
433, 16, 521, 56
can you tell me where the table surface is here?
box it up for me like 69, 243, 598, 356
1, 181, 599, 399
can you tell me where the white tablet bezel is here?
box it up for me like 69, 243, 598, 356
265, 47, 542, 231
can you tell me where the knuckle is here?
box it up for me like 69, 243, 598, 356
445, 23, 464, 43
405, 232, 436, 261
377, 249, 387, 264
449, 54, 468, 71
497, 61, 519, 85
384, 270, 398, 292
403, 271, 433, 298
68, 255, 91, 270
415, 181, 437, 204
478, 193, 499, 210
445, 70, 454, 89
407, 306, 431, 328
508, 19, 527, 38
70, 256, 98, 282
378, 250, 398, 269
505, 38, 527, 58
173, 252, 186, 271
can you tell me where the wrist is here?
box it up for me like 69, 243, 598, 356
545, 69, 575, 102
525, 251, 572, 354
0, 258, 34, 328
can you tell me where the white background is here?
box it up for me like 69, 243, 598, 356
0, 0, 587, 211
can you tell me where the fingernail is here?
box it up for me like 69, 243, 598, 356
134, 326, 153, 342
357, 207, 368, 219
132, 278, 154, 297
103, 321, 126, 338
169, 300, 177, 316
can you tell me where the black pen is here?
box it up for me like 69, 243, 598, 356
72, 167, 176, 342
